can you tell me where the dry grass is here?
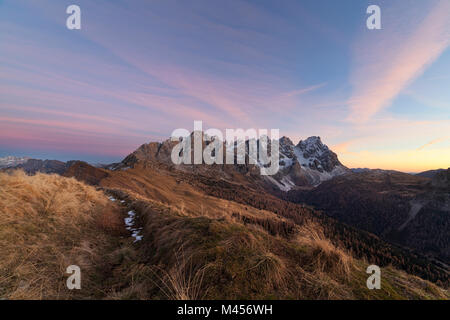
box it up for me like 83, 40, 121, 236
1, 169, 448, 300
0, 170, 123, 299
102, 171, 449, 300
100, 164, 284, 222
117, 197, 350, 299
295, 222, 353, 277
148, 248, 208, 300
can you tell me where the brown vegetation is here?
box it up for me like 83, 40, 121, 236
109, 194, 448, 300
0, 167, 448, 300
282, 170, 450, 270
0, 171, 123, 299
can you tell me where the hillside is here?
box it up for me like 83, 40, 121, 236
1, 169, 448, 299
282, 170, 450, 264
0, 171, 124, 299
80, 160, 450, 289
416, 169, 446, 179
432, 168, 450, 189
106, 136, 449, 286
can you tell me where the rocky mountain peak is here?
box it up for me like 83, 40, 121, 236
116, 132, 349, 190
297, 136, 328, 158
279, 136, 294, 146
293, 136, 342, 173
279, 136, 295, 160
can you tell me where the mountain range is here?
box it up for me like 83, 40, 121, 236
2, 134, 449, 289
113, 134, 349, 191
0, 156, 31, 169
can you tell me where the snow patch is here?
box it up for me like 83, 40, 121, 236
125, 210, 143, 243
398, 201, 424, 231
280, 176, 296, 191
293, 146, 309, 166
279, 152, 294, 168
265, 176, 293, 192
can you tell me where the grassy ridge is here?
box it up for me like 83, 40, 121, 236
0, 171, 123, 299
121, 196, 448, 300
0, 170, 448, 299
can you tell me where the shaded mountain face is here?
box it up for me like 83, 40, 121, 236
276, 136, 348, 189
9, 159, 68, 175
115, 133, 349, 190
432, 168, 450, 189
282, 170, 450, 263
416, 169, 446, 179
63, 161, 110, 185
0, 158, 109, 181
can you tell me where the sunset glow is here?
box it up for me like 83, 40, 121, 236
1, 0, 449, 171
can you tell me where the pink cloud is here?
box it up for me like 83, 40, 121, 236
0, 122, 137, 157
417, 137, 448, 151
347, 0, 450, 123
283, 83, 327, 98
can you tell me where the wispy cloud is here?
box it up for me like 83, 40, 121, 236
417, 137, 448, 151
1, 0, 449, 170
347, 0, 450, 123
283, 83, 326, 97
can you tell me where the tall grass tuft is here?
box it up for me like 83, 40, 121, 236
0, 170, 121, 299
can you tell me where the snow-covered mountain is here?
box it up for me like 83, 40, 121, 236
0, 156, 30, 169
267, 136, 348, 191
117, 133, 349, 191
0, 156, 87, 175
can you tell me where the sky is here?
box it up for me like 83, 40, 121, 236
0, 0, 449, 171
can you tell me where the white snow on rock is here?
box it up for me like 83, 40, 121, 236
264, 176, 291, 192
0, 156, 31, 169
280, 176, 296, 190
107, 195, 143, 242
279, 152, 294, 168
125, 210, 143, 243
266, 136, 349, 191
